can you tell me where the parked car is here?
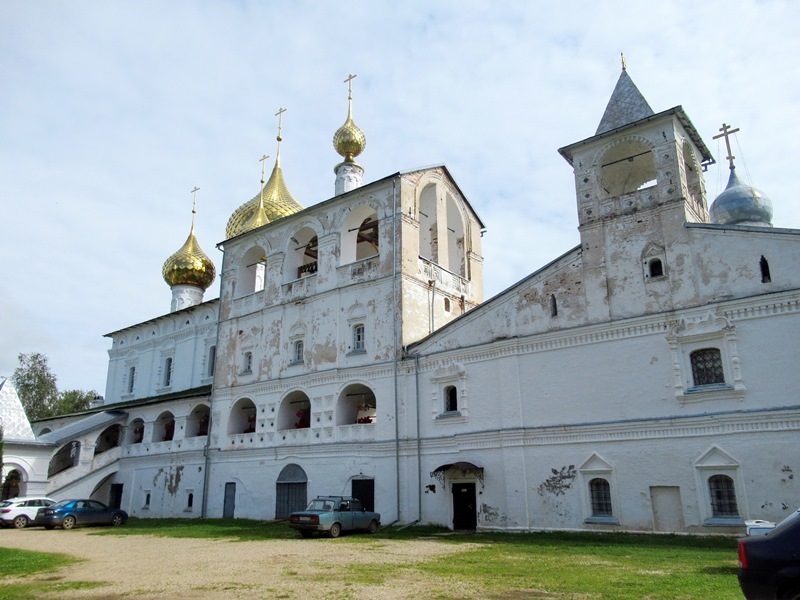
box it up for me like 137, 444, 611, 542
37, 499, 128, 530
738, 507, 800, 600
0, 497, 57, 529
288, 496, 380, 538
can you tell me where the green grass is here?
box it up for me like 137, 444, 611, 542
4, 520, 743, 598
0, 547, 103, 599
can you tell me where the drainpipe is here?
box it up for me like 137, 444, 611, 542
415, 354, 422, 521
391, 178, 401, 523
201, 247, 226, 518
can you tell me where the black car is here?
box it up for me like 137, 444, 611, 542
38, 499, 128, 530
738, 507, 800, 600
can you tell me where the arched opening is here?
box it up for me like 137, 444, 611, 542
186, 404, 210, 437
237, 246, 267, 296
94, 424, 122, 456
550, 294, 558, 317
648, 258, 664, 278
48, 441, 80, 477
682, 141, 704, 206
444, 385, 458, 413
228, 398, 257, 434
337, 383, 376, 425
163, 357, 173, 387
287, 227, 318, 281
760, 255, 771, 283
153, 411, 175, 442
709, 474, 739, 517
445, 194, 466, 276
128, 418, 145, 444
341, 205, 379, 264
589, 478, 612, 517
278, 391, 311, 430
1, 469, 22, 500
275, 464, 308, 519
599, 140, 657, 197
419, 184, 437, 262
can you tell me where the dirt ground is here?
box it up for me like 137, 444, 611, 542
0, 527, 486, 599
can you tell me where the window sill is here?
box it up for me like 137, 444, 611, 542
676, 385, 744, 404
435, 411, 466, 423
703, 517, 744, 527
585, 516, 619, 525
347, 349, 367, 356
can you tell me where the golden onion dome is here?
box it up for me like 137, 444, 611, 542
333, 104, 366, 163
162, 227, 216, 290
225, 159, 303, 239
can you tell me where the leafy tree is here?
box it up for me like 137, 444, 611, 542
54, 389, 98, 415
13, 353, 58, 421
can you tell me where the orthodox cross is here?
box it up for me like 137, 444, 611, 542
190, 186, 200, 214
713, 123, 740, 170
344, 73, 357, 100
275, 106, 286, 142
258, 154, 270, 185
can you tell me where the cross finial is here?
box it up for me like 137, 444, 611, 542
189, 186, 200, 232
713, 123, 741, 170
344, 73, 357, 100
258, 154, 270, 185
621, 53, 627, 71
275, 107, 286, 141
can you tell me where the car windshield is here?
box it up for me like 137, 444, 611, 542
770, 508, 800, 534
306, 499, 335, 511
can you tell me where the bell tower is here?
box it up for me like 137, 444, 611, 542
558, 61, 714, 321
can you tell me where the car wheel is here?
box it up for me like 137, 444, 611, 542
300, 530, 313, 539
328, 523, 341, 538
13, 515, 28, 529
111, 514, 124, 526
367, 519, 379, 534
62, 515, 76, 530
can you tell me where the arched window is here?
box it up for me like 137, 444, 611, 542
760, 255, 771, 283
292, 340, 304, 365
207, 345, 216, 377
550, 294, 558, 317
287, 227, 318, 281
278, 391, 311, 430
690, 348, 724, 386
48, 441, 80, 477
352, 324, 366, 353
589, 478, 612, 517
444, 385, 458, 413
127, 366, 136, 394
337, 384, 377, 425
187, 493, 194, 509
237, 246, 267, 296
228, 398, 257, 435
242, 351, 253, 374
419, 184, 437, 262
709, 475, 738, 517
444, 297, 451, 313
153, 412, 175, 442
598, 139, 657, 198
163, 357, 173, 387
648, 258, 664, 278
186, 405, 210, 437
94, 425, 122, 456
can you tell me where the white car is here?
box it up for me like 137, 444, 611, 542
0, 497, 57, 529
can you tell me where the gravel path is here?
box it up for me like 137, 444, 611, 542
0, 528, 484, 599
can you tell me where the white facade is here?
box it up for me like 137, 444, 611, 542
10, 69, 799, 533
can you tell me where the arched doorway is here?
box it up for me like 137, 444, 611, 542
275, 464, 307, 520
1, 469, 22, 500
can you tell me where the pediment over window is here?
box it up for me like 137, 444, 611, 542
430, 362, 466, 382
670, 313, 732, 338
695, 445, 739, 469
579, 452, 613, 472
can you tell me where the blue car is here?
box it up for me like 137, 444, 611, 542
289, 496, 380, 538
38, 499, 128, 530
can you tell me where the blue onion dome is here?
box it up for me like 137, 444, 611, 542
710, 169, 773, 227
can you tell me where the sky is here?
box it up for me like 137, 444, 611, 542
2, 0, 799, 394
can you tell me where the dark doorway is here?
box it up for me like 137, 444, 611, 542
275, 464, 308, 520
352, 479, 375, 512
223, 482, 236, 518
452, 482, 477, 530
109, 484, 123, 509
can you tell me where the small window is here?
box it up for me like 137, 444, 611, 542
760, 256, 771, 283
550, 294, 558, 317
293, 340, 304, 364
163, 357, 173, 387
444, 386, 458, 412
243, 351, 253, 374
127, 366, 136, 394
648, 258, 664, 278
589, 478, 613, 517
187, 492, 194, 509
444, 297, 451, 312
144, 492, 151, 509
207, 346, 216, 377
353, 324, 365, 352
690, 348, 724, 386
709, 475, 738, 517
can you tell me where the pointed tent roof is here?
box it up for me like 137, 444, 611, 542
0, 377, 36, 441
595, 69, 654, 135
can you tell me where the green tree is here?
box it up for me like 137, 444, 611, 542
53, 389, 97, 415
12, 352, 58, 421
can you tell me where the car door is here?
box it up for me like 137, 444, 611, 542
350, 499, 368, 529
85, 500, 108, 524
336, 501, 354, 531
